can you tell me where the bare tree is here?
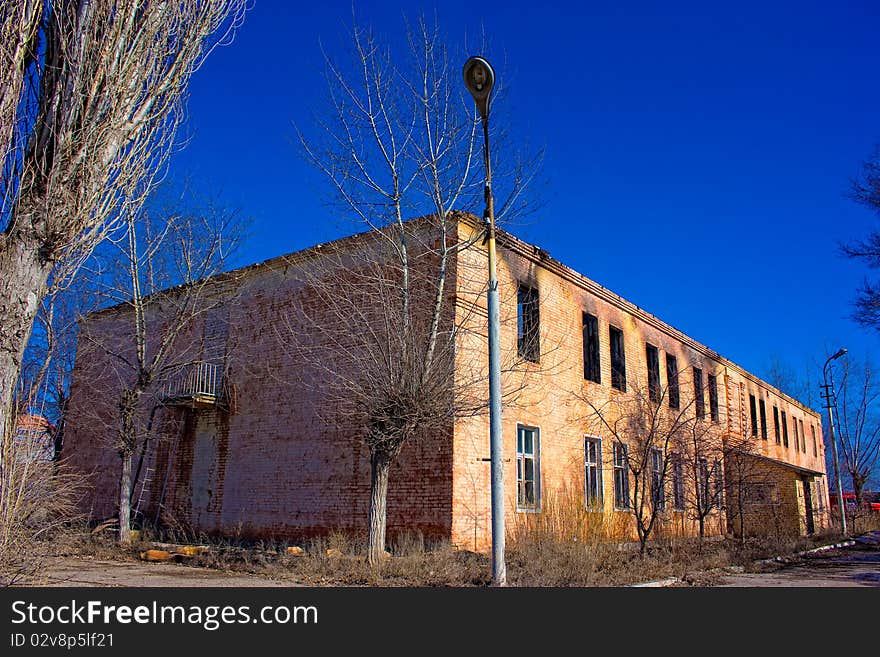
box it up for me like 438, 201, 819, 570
841, 146, 880, 331
77, 194, 244, 544
832, 357, 880, 512
677, 412, 729, 542
291, 15, 540, 565
0, 0, 247, 451
578, 381, 696, 556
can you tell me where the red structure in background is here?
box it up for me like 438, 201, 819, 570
13, 414, 56, 462
829, 492, 880, 512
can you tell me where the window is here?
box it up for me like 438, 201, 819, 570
650, 448, 665, 511
759, 399, 768, 440
792, 417, 799, 451
773, 406, 781, 444
817, 481, 825, 513
584, 437, 603, 509
812, 424, 817, 457
646, 344, 660, 402
697, 458, 710, 509
749, 394, 758, 437
694, 367, 705, 418
609, 326, 626, 391
666, 354, 679, 409
708, 373, 719, 422
781, 411, 789, 448
516, 425, 540, 509
613, 442, 630, 509
671, 453, 685, 511
582, 313, 600, 383
800, 419, 806, 453
713, 460, 724, 507
517, 284, 540, 362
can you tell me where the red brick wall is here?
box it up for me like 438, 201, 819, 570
64, 223, 455, 543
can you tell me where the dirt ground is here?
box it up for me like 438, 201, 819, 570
21, 531, 880, 587
28, 556, 289, 587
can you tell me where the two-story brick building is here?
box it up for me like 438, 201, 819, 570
64, 214, 829, 549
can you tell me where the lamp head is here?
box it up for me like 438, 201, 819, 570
463, 56, 495, 121
833, 348, 848, 360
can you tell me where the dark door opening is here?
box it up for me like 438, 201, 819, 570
803, 478, 815, 534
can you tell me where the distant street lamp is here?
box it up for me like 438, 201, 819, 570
822, 348, 848, 536
463, 55, 505, 586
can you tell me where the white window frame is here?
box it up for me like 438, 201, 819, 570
516, 423, 541, 512
613, 442, 630, 510
584, 435, 603, 510
650, 447, 665, 511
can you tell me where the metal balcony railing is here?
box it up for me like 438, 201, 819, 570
162, 361, 224, 408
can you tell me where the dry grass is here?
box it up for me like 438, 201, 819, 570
0, 454, 87, 586
53, 489, 851, 587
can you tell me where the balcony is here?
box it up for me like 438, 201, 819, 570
162, 361, 225, 409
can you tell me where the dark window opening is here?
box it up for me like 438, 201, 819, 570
582, 312, 601, 383
782, 411, 789, 448
773, 406, 781, 444
749, 394, 758, 437
610, 326, 626, 392
666, 354, 679, 409
759, 399, 768, 440
708, 374, 719, 422
646, 344, 660, 402
517, 284, 540, 362
694, 367, 705, 419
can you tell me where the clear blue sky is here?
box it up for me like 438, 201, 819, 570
166, 0, 880, 402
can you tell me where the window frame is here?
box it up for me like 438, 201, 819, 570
650, 447, 666, 511
516, 424, 541, 511
800, 419, 806, 453
584, 435, 603, 510
612, 442, 630, 510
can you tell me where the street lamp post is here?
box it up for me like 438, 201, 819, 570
822, 348, 848, 536
463, 55, 506, 586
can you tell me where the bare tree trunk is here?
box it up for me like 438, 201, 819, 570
118, 449, 133, 546
367, 451, 391, 565
117, 389, 140, 546
0, 233, 52, 443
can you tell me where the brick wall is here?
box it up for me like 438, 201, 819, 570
451, 219, 829, 549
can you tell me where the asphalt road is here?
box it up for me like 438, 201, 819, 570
716, 531, 880, 587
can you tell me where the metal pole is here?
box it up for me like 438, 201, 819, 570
483, 117, 506, 587
822, 355, 848, 536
